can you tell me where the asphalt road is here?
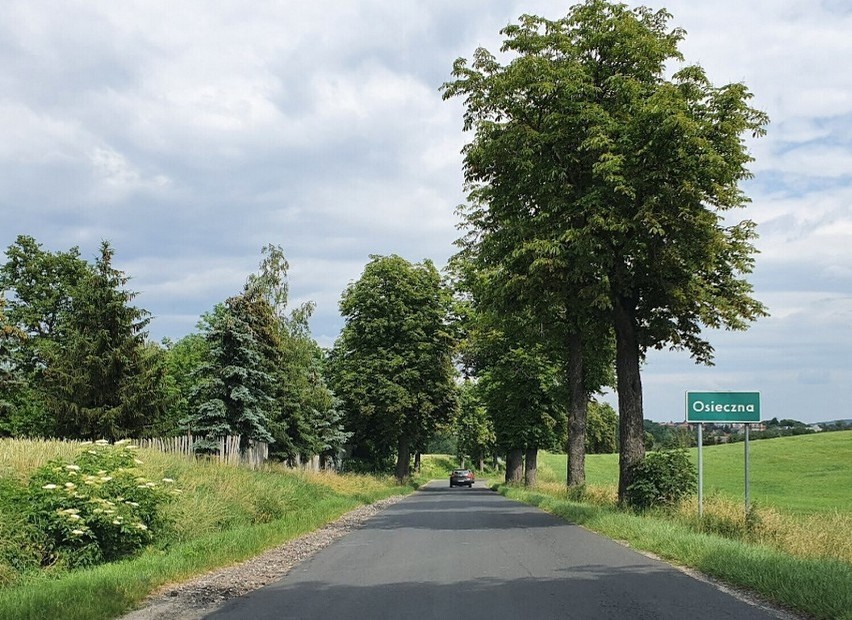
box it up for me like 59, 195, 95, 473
207, 481, 785, 620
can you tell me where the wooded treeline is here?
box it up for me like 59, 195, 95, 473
1, 2, 766, 501
0, 235, 617, 479
441, 0, 766, 503
0, 239, 349, 466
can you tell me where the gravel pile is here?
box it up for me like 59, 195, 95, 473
121, 495, 407, 620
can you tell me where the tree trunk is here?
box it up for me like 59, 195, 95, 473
395, 436, 411, 482
505, 448, 523, 484
239, 435, 253, 460
524, 447, 538, 487
566, 330, 588, 488
614, 295, 645, 504
414, 451, 421, 473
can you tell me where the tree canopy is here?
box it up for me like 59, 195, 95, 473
443, 0, 767, 501
45, 241, 167, 440
329, 255, 458, 481
1, 237, 168, 440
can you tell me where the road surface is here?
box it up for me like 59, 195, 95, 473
207, 481, 786, 619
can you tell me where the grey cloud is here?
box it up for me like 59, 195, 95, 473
2, 0, 851, 423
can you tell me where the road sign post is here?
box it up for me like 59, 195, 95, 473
685, 391, 761, 519
745, 424, 750, 513
697, 423, 703, 518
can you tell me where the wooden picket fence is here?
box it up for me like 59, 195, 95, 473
136, 434, 269, 469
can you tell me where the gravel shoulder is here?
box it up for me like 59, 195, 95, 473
120, 494, 408, 620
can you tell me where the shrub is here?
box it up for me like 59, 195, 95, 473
23, 440, 178, 568
0, 478, 43, 583
339, 457, 394, 475
626, 449, 696, 510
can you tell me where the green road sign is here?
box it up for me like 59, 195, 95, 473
685, 391, 761, 423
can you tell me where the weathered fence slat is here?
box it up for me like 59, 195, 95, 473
135, 434, 269, 469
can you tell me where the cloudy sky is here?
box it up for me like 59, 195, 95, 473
2, 1, 850, 424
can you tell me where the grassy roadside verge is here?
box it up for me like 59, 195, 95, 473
0, 482, 414, 620
497, 484, 852, 620
0, 493, 359, 620
0, 441, 421, 620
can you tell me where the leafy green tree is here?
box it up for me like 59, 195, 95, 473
480, 338, 567, 485
0, 297, 26, 435
450, 259, 569, 485
0, 235, 91, 434
159, 333, 209, 436
455, 380, 495, 470
453, 250, 610, 486
270, 305, 350, 464
329, 255, 457, 481
443, 1, 767, 502
442, 10, 618, 489
0, 379, 52, 438
44, 241, 168, 440
242, 244, 348, 464
0, 236, 90, 350
585, 399, 617, 454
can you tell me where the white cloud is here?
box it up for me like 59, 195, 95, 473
89, 146, 171, 202
0, 104, 75, 163
764, 145, 852, 179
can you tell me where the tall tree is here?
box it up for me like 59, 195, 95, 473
0, 236, 91, 434
242, 244, 348, 464
44, 241, 167, 440
443, 27, 616, 489
443, 1, 767, 502
455, 380, 495, 471
329, 255, 457, 481
186, 296, 274, 455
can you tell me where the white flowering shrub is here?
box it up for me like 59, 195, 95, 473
25, 441, 177, 568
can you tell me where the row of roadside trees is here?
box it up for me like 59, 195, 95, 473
2, 1, 766, 505
441, 0, 767, 503
0, 233, 617, 485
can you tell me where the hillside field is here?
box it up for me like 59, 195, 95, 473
540, 430, 852, 514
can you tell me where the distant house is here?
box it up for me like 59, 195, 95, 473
809, 424, 823, 432
731, 422, 765, 432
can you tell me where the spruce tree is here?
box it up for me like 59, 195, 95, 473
45, 241, 167, 440
187, 296, 274, 455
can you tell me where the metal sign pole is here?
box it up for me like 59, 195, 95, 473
686, 391, 760, 522
744, 424, 750, 516
697, 423, 703, 519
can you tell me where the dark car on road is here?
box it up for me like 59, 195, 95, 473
449, 468, 475, 487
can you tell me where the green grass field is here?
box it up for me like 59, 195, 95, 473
540, 430, 852, 514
